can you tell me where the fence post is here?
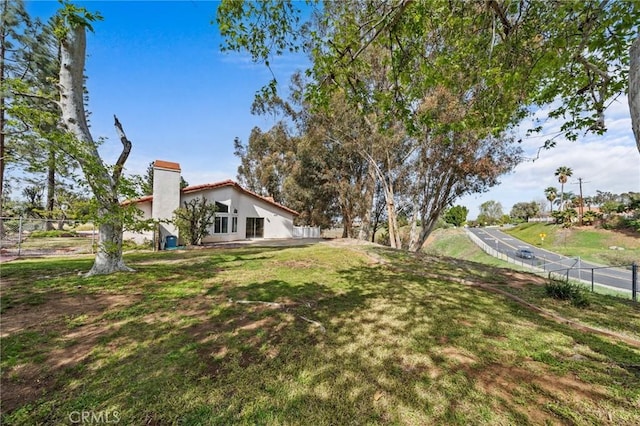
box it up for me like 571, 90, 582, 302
17, 216, 23, 257
632, 262, 637, 302
591, 269, 594, 293
578, 257, 582, 281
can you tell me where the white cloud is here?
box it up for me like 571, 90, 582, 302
458, 97, 639, 219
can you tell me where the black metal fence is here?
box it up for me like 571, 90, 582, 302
548, 263, 638, 302
466, 229, 637, 301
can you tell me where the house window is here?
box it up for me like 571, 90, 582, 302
212, 201, 236, 234
214, 217, 228, 234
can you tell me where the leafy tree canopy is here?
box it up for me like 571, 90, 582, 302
443, 205, 469, 227
218, 0, 640, 149
510, 201, 540, 222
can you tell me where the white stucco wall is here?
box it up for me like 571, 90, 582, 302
152, 164, 181, 239
126, 180, 295, 246
123, 200, 153, 244
182, 187, 237, 243
236, 192, 294, 239
183, 186, 294, 243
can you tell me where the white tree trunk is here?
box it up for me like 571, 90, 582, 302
90, 209, 132, 275
408, 213, 438, 253
357, 165, 376, 241
59, 23, 133, 276
384, 181, 402, 249
629, 35, 640, 155
407, 208, 420, 252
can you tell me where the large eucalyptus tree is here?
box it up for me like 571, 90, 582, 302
55, 2, 135, 275
218, 2, 640, 246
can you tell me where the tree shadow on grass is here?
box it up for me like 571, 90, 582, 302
3, 245, 639, 425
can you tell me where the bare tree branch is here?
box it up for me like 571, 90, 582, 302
112, 114, 131, 182
486, 0, 512, 39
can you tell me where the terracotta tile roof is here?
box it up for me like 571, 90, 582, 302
123, 179, 299, 216
153, 160, 181, 171
121, 194, 152, 206
183, 180, 299, 216
181, 179, 237, 194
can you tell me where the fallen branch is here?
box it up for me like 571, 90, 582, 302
298, 315, 326, 333
229, 298, 283, 308
229, 298, 326, 333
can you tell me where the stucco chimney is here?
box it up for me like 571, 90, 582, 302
152, 160, 181, 240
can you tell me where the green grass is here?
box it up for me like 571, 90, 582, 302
2, 242, 639, 425
424, 228, 637, 321
424, 228, 514, 266
504, 223, 640, 266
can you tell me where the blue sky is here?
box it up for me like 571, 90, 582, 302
26, 0, 294, 185
23, 1, 640, 220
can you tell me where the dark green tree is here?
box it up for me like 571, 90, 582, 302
510, 202, 540, 222
443, 205, 468, 227
233, 123, 294, 204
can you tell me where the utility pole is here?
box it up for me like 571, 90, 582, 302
573, 177, 591, 226
578, 178, 584, 225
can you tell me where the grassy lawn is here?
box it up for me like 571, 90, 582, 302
504, 223, 640, 266
2, 241, 640, 425
424, 228, 519, 267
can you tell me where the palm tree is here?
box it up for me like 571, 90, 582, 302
544, 186, 558, 215
583, 196, 594, 211
554, 166, 573, 212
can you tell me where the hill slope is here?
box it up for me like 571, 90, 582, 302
505, 223, 640, 266
1, 241, 639, 424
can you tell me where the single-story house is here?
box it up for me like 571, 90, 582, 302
124, 160, 298, 246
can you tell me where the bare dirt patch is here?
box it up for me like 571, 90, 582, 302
1, 363, 54, 417
467, 361, 610, 424
1, 293, 136, 337
1, 292, 140, 414
499, 270, 548, 288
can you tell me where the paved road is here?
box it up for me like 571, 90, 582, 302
467, 227, 634, 293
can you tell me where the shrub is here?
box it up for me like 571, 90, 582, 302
29, 230, 78, 238
545, 279, 590, 308
173, 197, 216, 245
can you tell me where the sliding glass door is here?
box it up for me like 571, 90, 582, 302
245, 217, 264, 238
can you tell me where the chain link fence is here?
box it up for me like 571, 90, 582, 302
0, 217, 97, 258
